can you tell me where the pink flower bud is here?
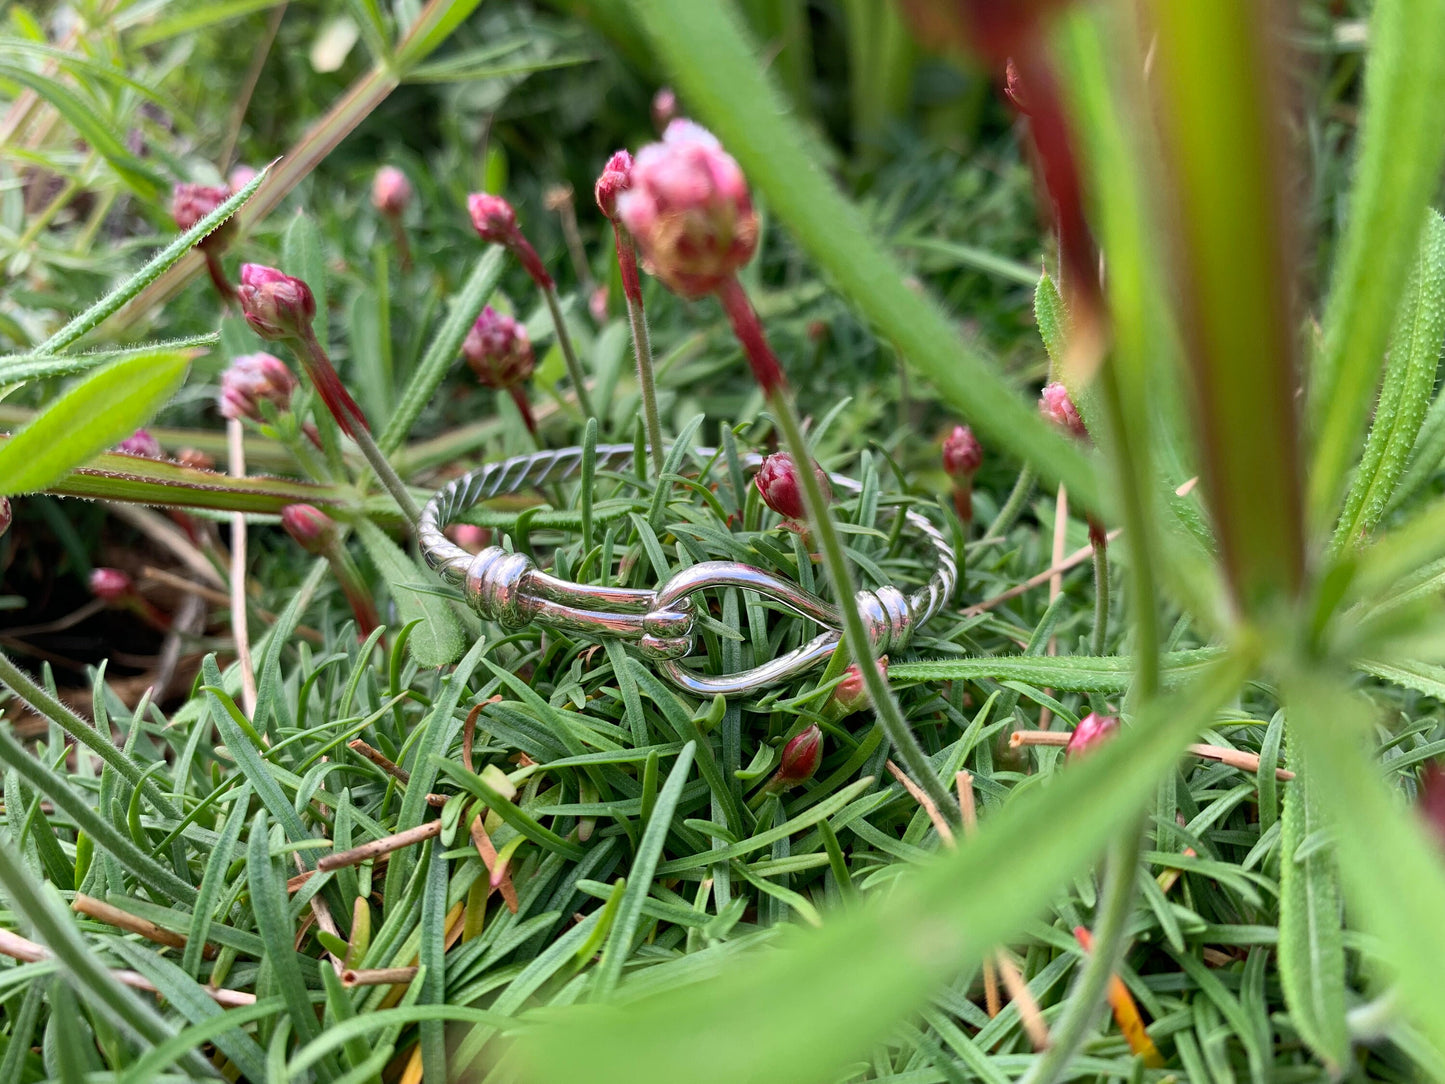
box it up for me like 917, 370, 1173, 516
372, 166, 412, 217
616, 120, 758, 299
171, 183, 231, 235
219, 352, 297, 422
176, 448, 215, 471
595, 150, 633, 221
281, 504, 338, 555
1065, 712, 1119, 760
228, 165, 258, 193
1004, 57, 1031, 115
467, 193, 519, 245
652, 87, 678, 133
589, 284, 610, 324
942, 425, 983, 479
90, 567, 134, 604
115, 429, 162, 458
238, 264, 317, 342
754, 452, 831, 521
0, 497, 11, 539
447, 523, 493, 553
1420, 762, 1445, 856
832, 657, 887, 716
1039, 381, 1087, 440
463, 307, 535, 390
770, 725, 823, 789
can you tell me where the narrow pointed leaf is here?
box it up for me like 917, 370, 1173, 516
355, 520, 465, 667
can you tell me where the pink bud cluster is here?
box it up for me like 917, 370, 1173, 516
89, 567, 134, 603
281, 504, 338, 556
115, 429, 162, 459
767, 725, 822, 791
463, 308, 535, 390
1039, 381, 1086, 440
468, 194, 552, 287
942, 425, 983, 525
1065, 712, 1119, 759
238, 264, 316, 342
219, 352, 297, 422
371, 166, 412, 217
754, 452, 831, 523
616, 120, 759, 300
171, 183, 232, 237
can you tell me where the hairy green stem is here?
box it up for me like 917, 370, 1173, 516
1090, 541, 1110, 658
718, 277, 959, 824
618, 230, 665, 475
986, 464, 1036, 542
541, 282, 596, 420
1019, 819, 1143, 1084
0, 650, 179, 820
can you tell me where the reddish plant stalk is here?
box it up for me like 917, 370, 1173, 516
203, 250, 238, 305
507, 385, 539, 441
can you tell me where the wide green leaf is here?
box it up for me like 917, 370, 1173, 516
1277, 741, 1349, 1072
355, 520, 465, 667
1309, 0, 1445, 531
513, 649, 1253, 1084
1287, 673, 1445, 1068
1332, 210, 1445, 553
621, 0, 1100, 514
0, 349, 191, 497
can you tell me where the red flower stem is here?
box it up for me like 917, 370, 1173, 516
508, 384, 543, 447
718, 275, 959, 824
612, 225, 664, 473
952, 483, 974, 528
509, 230, 595, 420
126, 595, 174, 632
295, 331, 421, 525
203, 250, 238, 306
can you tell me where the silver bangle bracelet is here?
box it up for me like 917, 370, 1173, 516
418, 445, 956, 697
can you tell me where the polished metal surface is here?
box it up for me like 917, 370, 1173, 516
419, 445, 956, 696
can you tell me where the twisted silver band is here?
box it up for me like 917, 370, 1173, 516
419, 445, 956, 696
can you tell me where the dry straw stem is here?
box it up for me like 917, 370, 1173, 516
318, 820, 442, 872
72, 893, 215, 959
1009, 730, 1293, 779
347, 738, 448, 807
342, 966, 419, 987
957, 772, 1045, 1040
963, 530, 1121, 616
0, 928, 250, 1006
470, 814, 520, 912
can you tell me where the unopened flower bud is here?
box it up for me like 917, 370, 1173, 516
176, 448, 215, 471
1420, 762, 1445, 856
595, 150, 633, 221
755, 452, 831, 522
467, 193, 518, 245
942, 425, 983, 480
1065, 712, 1119, 760
228, 164, 258, 193
372, 166, 411, 217
463, 307, 535, 389
116, 429, 162, 458
617, 120, 758, 299
589, 284, 610, 324
238, 264, 317, 342
90, 567, 134, 603
171, 183, 234, 249
0, 497, 11, 539
1039, 381, 1087, 440
447, 523, 493, 553
769, 725, 823, 790
281, 504, 338, 555
832, 657, 887, 716
219, 352, 297, 422
652, 87, 678, 133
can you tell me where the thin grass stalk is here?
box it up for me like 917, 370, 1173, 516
717, 277, 959, 823
614, 227, 665, 475
227, 418, 258, 716
1018, 818, 1144, 1084
540, 283, 596, 420
1090, 542, 1109, 659
985, 464, 1035, 542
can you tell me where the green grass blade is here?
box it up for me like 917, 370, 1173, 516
355, 520, 465, 667
514, 648, 1254, 1084
1287, 673, 1445, 1067
593, 741, 696, 997
621, 0, 1100, 513
247, 812, 328, 1069
0, 349, 192, 497
378, 248, 504, 454
0, 728, 196, 905
0, 842, 196, 1066
419, 839, 449, 1081
36, 165, 268, 353
887, 648, 1223, 692
1332, 210, 1445, 553
0, 650, 179, 818
183, 783, 252, 979
1277, 741, 1348, 1072
0, 334, 218, 386
114, 998, 284, 1084
1309, 0, 1445, 532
